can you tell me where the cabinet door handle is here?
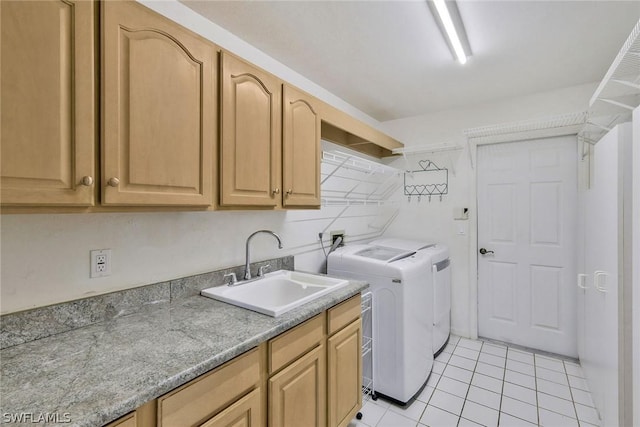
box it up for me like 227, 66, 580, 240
286, 189, 292, 196
577, 273, 588, 289
594, 271, 607, 293
107, 177, 120, 187
272, 188, 280, 195
80, 176, 94, 186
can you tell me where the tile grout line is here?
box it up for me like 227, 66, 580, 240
457, 339, 480, 426
496, 343, 507, 427
564, 359, 581, 425
359, 337, 595, 427
536, 351, 590, 425
416, 340, 454, 426
533, 350, 541, 425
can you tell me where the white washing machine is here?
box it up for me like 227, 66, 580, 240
327, 244, 434, 405
371, 238, 451, 355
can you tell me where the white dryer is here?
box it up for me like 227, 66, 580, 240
327, 244, 433, 405
371, 238, 451, 355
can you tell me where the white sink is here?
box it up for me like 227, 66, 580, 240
201, 270, 350, 317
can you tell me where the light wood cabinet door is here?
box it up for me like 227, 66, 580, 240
269, 344, 326, 427
200, 388, 262, 427
0, 0, 95, 206
327, 319, 362, 427
282, 85, 321, 208
220, 52, 281, 207
102, 0, 215, 206
105, 412, 136, 427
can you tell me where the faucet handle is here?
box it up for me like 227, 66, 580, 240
223, 272, 237, 286
258, 264, 271, 277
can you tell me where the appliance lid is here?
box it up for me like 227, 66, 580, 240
370, 238, 435, 251
353, 246, 416, 262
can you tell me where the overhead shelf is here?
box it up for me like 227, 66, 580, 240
579, 19, 640, 145
319, 102, 404, 158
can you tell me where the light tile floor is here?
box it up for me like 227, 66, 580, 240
350, 335, 599, 427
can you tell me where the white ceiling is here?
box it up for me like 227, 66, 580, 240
180, 1, 640, 122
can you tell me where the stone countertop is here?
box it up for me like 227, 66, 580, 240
0, 280, 367, 426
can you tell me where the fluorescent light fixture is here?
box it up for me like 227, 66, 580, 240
428, 0, 472, 65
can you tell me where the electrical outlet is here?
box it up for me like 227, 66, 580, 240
90, 249, 112, 278
330, 230, 345, 247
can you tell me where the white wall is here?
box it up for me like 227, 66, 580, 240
380, 82, 596, 337
2, 211, 286, 312
0, 196, 397, 313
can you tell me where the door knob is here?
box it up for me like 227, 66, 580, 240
479, 248, 494, 255
107, 177, 120, 187
80, 176, 93, 186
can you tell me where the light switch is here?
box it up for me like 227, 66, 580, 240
454, 207, 469, 220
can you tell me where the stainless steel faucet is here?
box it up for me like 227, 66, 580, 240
244, 230, 283, 280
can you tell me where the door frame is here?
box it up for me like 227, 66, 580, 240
469, 124, 634, 423
468, 133, 586, 341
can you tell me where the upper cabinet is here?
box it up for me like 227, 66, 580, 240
101, 0, 216, 206
0, 0, 96, 206
282, 85, 321, 208
220, 52, 282, 207
0, 1, 402, 212
219, 54, 322, 209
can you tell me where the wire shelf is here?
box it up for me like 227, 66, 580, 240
392, 143, 463, 155
361, 291, 374, 409
464, 112, 588, 145
581, 19, 640, 145
321, 150, 402, 207
322, 151, 399, 175
362, 336, 372, 358
361, 293, 372, 314
362, 376, 374, 404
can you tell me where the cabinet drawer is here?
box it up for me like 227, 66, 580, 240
269, 313, 324, 374
327, 294, 361, 335
158, 347, 261, 427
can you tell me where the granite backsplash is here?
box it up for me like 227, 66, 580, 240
0, 255, 294, 349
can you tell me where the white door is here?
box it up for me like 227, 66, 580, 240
477, 136, 578, 357
580, 123, 629, 426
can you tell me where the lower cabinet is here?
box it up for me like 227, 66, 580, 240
118, 295, 362, 427
327, 320, 362, 427
106, 401, 156, 427
201, 388, 262, 427
269, 344, 326, 427
158, 347, 263, 427
105, 412, 136, 427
